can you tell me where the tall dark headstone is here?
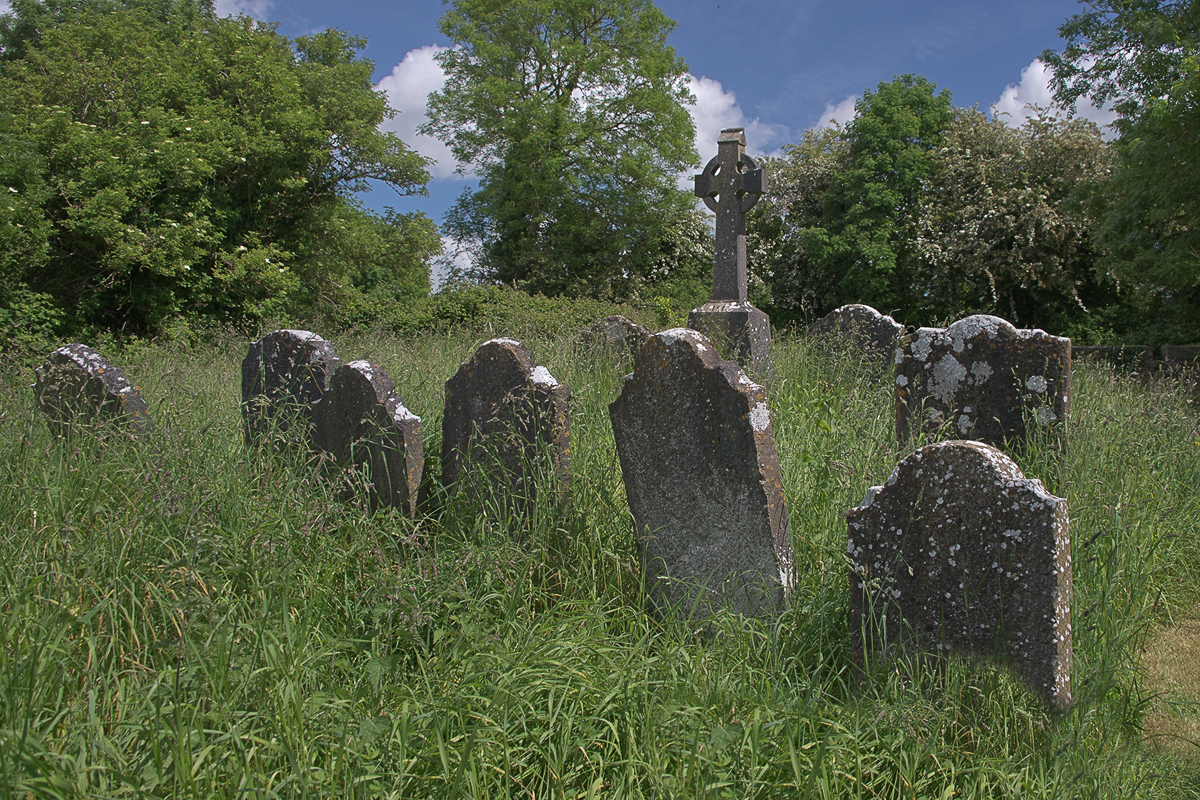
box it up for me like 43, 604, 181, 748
35, 344, 151, 436
241, 330, 341, 441
609, 328, 793, 621
313, 361, 423, 515
807, 304, 905, 363
895, 314, 1070, 449
442, 339, 571, 514
847, 440, 1072, 709
688, 128, 772, 372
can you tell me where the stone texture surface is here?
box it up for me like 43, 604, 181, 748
442, 339, 571, 513
35, 344, 151, 436
579, 315, 651, 358
807, 304, 905, 362
693, 127, 767, 303
895, 315, 1070, 449
241, 330, 340, 440
609, 328, 792, 621
847, 440, 1071, 709
688, 301, 772, 374
313, 361, 423, 514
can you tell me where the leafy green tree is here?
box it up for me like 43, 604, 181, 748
422, 0, 700, 298
915, 108, 1119, 337
1043, 0, 1200, 343
0, 0, 435, 336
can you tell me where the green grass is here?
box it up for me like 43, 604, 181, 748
1, 326, 1198, 798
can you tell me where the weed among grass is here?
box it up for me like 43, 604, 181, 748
0, 327, 1198, 797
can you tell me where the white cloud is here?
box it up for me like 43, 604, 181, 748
816, 94, 859, 130
0, 1, 10, 15
992, 58, 1118, 134
684, 74, 787, 162
213, 0, 272, 19
376, 46, 465, 180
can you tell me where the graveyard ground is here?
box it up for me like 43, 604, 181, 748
1, 321, 1199, 798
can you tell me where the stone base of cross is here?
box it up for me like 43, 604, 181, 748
688, 301, 772, 375
688, 128, 772, 374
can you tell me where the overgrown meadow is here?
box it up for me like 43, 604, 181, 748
1, 314, 1199, 798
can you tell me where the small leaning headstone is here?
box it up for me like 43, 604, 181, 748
579, 315, 651, 358
313, 361, 423, 515
847, 440, 1071, 709
689, 127, 772, 373
241, 330, 341, 442
895, 314, 1070, 449
35, 344, 152, 436
609, 328, 793, 622
442, 339, 571, 515
807, 304, 905, 363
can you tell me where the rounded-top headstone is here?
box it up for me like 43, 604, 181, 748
35, 344, 151, 436
807, 304, 905, 362
442, 338, 571, 511
609, 327, 792, 621
847, 439, 1071, 709
895, 314, 1070, 449
241, 329, 340, 440
313, 360, 423, 514
579, 315, 651, 357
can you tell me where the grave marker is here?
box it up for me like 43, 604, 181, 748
895, 314, 1070, 449
609, 328, 793, 621
689, 128, 772, 372
313, 361, 423, 514
35, 344, 151, 436
847, 440, 1072, 709
442, 339, 571, 514
807, 304, 905, 363
241, 330, 340, 441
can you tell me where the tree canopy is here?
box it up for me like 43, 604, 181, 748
1043, 0, 1200, 343
423, 0, 705, 298
0, 0, 438, 339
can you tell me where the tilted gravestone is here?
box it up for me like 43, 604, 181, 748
895, 314, 1070, 449
807, 304, 905, 363
442, 339, 571, 514
579, 315, 651, 359
609, 328, 793, 621
847, 440, 1071, 709
241, 330, 341, 441
689, 128, 772, 373
313, 361, 423, 515
35, 344, 152, 436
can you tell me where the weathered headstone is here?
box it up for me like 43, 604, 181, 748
35, 344, 151, 436
579, 315, 651, 358
689, 127, 772, 372
846, 440, 1071, 709
609, 328, 793, 621
241, 330, 341, 441
313, 361, 423, 514
807, 304, 905, 362
895, 314, 1070, 449
442, 339, 571, 514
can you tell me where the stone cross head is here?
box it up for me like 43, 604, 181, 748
693, 128, 768, 302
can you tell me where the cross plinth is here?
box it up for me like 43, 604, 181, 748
688, 128, 772, 374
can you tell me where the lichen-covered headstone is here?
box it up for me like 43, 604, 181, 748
442, 339, 571, 514
35, 344, 151, 436
807, 304, 905, 362
579, 315, 651, 358
895, 315, 1070, 449
847, 440, 1071, 709
313, 361, 423, 514
241, 330, 340, 441
609, 328, 793, 621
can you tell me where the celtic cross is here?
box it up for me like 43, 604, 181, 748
693, 128, 768, 302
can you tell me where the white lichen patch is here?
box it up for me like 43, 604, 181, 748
896, 374, 908, 387
348, 360, 373, 381
1033, 406, 1057, 425
749, 401, 770, 432
391, 402, 419, 424
957, 414, 973, 434
531, 366, 559, 387
929, 353, 968, 405
970, 361, 993, 383
487, 337, 522, 347
1026, 375, 1047, 393
910, 330, 936, 362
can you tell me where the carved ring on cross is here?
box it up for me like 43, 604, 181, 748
695, 152, 766, 215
